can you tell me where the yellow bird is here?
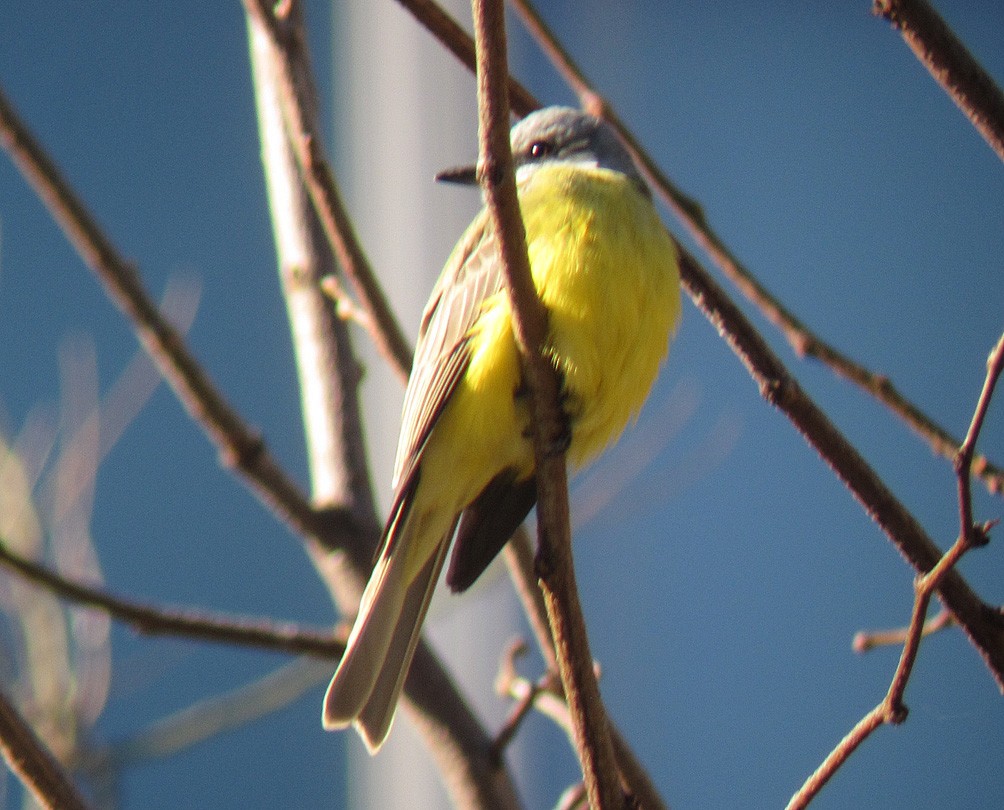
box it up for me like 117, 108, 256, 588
323, 106, 681, 752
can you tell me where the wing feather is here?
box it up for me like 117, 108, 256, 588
391, 208, 505, 491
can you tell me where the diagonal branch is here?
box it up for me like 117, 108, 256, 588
954, 333, 1004, 543
395, 0, 540, 116
508, 0, 1003, 498
502, 533, 669, 810
245, 4, 522, 808
471, 2, 623, 808
243, 0, 413, 382
0, 689, 90, 810
672, 243, 1004, 689
788, 334, 1003, 809
0, 83, 328, 545
873, 0, 1004, 163
853, 609, 955, 652
398, 0, 1004, 690
0, 539, 346, 658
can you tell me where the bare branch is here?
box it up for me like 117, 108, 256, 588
853, 609, 954, 652
0, 539, 345, 658
955, 333, 1004, 543
0, 83, 327, 544
243, 0, 413, 383
508, 0, 1003, 497
502, 534, 669, 810
491, 641, 552, 758
788, 530, 982, 809
245, 5, 522, 807
471, 3, 623, 807
395, 0, 540, 117
873, 0, 1004, 163
788, 333, 1003, 809
0, 690, 90, 810
673, 243, 1004, 688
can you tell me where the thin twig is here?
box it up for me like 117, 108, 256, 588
471, 2, 623, 807
852, 609, 954, 652
0, 690, 90, 810
502, 533, 669, 810
245, 6, 522, 808
498, 658, 664, 810
394, 0, 540, 117
0, 539, 346, 658
497, 669, 575, 752
491, 641, 547, 759
954, 333, 1004, 543
243, 0, 413, 382
873, 0, 1004, 163
508, 0, 1003, 497
405, 0, 1004, 783
0, 83, 329, 544
788, 334, 1003, 809
787, 530, 981, 810
675, 242, 1004, 687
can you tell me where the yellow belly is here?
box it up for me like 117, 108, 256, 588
526, 165, 681, 466
405, 163, 681, 573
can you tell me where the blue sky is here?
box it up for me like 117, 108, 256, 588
1, 2, 1002, 808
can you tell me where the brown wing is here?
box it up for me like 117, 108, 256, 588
390, 205, 538, 589
390, 206, 505, 493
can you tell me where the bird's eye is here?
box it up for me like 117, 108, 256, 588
529, 140, 554, 159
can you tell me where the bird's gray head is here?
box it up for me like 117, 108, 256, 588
509, 106, 643, 186
435, 106, 646, 191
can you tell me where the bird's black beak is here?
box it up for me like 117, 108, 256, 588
435, 164, 479, 186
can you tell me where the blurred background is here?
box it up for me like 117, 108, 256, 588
0, 1, 1002, 807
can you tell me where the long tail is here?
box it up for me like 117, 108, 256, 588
322, 530, 449, 753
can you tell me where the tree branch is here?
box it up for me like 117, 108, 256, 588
501, 533, 669, 810
955, 333, 1004, 543
0, 690, 90, 810
398, 0, 1004, 690
873, 0, 1004, 163
0, 82, 328, 545
673, 244, 1004, 688
0, 539, 346, 658
244, 0, 414, 383
853, 609, 955, 652
245, 4, 522, 807
508, 0, 1003, 497
471, 2, 623, 807
789, 335, 1002, 807
788, 530, 978, 809
395, 0, 540, 117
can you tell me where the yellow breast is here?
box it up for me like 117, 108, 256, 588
521, 163, 681, 467
412, 162, 681, 564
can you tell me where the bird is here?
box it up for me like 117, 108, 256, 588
322, 106, 682, 752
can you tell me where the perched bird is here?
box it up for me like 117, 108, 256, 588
323, 106, 682, 752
